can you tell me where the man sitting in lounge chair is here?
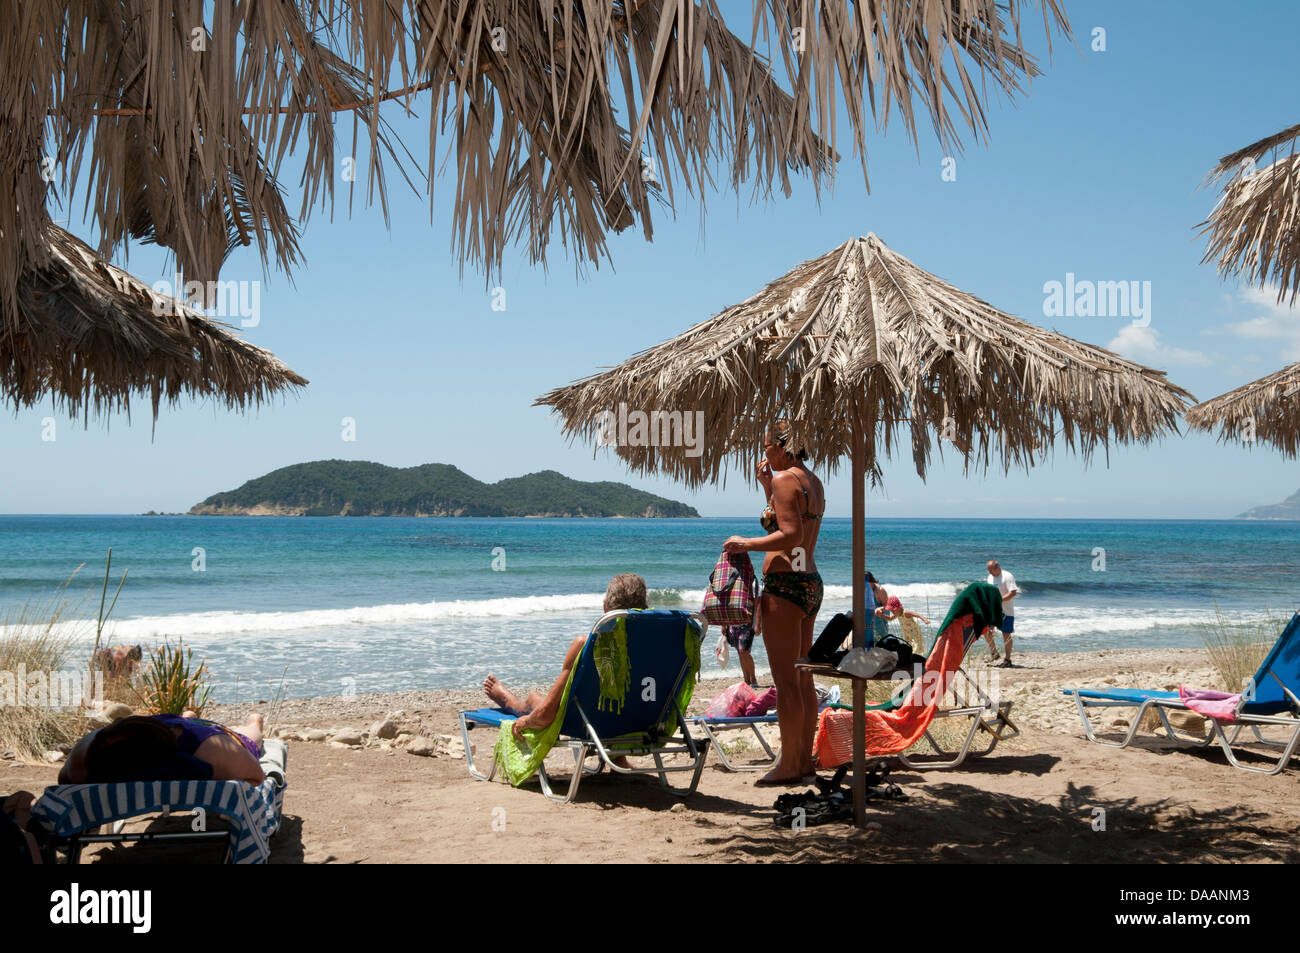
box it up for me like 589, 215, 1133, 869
484, 573, 647, 744
59, 711, 272, 785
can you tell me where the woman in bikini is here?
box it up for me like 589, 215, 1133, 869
59, 711, 268, 785
723, 421, 824, 785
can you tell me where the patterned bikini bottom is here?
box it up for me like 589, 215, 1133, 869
762, 571, 824, 617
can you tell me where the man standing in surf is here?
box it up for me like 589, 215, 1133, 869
984, 559, 1018, 668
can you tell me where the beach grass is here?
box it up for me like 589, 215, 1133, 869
0, 568, 96, 759
1203, 608, 1276, 694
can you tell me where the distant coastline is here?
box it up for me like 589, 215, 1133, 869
185, 460, 700, 518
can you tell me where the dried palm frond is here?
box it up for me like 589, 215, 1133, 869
1185, 361, 1300, 458
3, 0, 1071, 319
1200, 123, 1300, 307
3, 225, 307, 420
537, 233, 1193, 487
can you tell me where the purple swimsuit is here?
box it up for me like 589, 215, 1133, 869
153, 714, 262, 759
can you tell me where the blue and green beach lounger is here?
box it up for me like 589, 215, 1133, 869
1063, 612, 1300, 775
459, 609, 710, 803
30, 741, 287, 864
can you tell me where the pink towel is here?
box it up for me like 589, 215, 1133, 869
1179, 686, 1240, 722
743, 687, 777, 717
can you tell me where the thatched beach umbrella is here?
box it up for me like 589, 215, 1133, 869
3, 0, 1070, 313
537, 233, 1194, 825
1192, 124, 1300, 455
2, 225, 306, 420
1185, 362, 1300, 458
1200, 123, 1300, 307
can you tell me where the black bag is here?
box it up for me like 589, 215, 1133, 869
808, 612, 854, 664
876, 634, 914, 667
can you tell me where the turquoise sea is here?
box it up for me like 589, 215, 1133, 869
1, 516, 1297, 701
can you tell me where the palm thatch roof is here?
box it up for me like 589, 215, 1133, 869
1200, 122, 1300, 306
4, 0, 1071, 322
2, 225, 307, 420
536, 234, 1194, 486
1185, 362, 1300, 458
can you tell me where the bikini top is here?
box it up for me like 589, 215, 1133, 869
759, 480, 823, 533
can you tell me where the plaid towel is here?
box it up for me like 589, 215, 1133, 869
31, 776, 285, 864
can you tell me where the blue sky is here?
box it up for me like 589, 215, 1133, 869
4, 0, 1299, 518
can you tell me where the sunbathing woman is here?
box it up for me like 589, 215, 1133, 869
483, 573, 647, 744
59, 712, 267, 786
723, 421, 824, 786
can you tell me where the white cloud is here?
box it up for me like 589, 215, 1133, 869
1216, 286, 1300, 360
1106, 325, 1210, 367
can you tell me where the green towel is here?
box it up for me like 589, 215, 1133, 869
676, 622, 702, 718
494, 661, 579, 787
935, 582, 1004, 646
593, 622, 631, 713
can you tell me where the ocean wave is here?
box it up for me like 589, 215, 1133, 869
1012, 607, 1275, 639
12, 592, 612, 640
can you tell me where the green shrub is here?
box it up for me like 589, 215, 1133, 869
135, 639, 213, 716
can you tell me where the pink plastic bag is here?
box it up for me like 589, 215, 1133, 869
704, 682, 757, 718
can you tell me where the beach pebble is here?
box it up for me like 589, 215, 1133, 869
86, 709, 114, 728
370, 718, 399, 740
406, 736, 438, 757
330, 728, 364, 746
43, 750, 65, 763
302, 729, 328, 742
2, 750, 15, 760
670, 802, 687, 813
866, 822, 883, 831
104, 702, 134, 721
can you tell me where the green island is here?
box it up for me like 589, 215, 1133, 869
187, 460, 699, 518
1237, 488, 1300, 520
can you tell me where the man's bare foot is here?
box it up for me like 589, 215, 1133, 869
484, 675, 529, 715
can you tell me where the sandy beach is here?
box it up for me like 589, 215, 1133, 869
4, 645, 1296, 864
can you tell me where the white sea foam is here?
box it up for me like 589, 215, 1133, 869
12, 583, 1274, 648
17, 592, 611, 641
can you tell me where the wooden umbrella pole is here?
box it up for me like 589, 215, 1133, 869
850, 425, 867, 828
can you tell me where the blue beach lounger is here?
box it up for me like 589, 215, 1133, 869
1063, 613, 1300, 775
30, 739, 288, 864
459, 609, 710, 803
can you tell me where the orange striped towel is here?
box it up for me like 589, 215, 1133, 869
813, 616, 972, 768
